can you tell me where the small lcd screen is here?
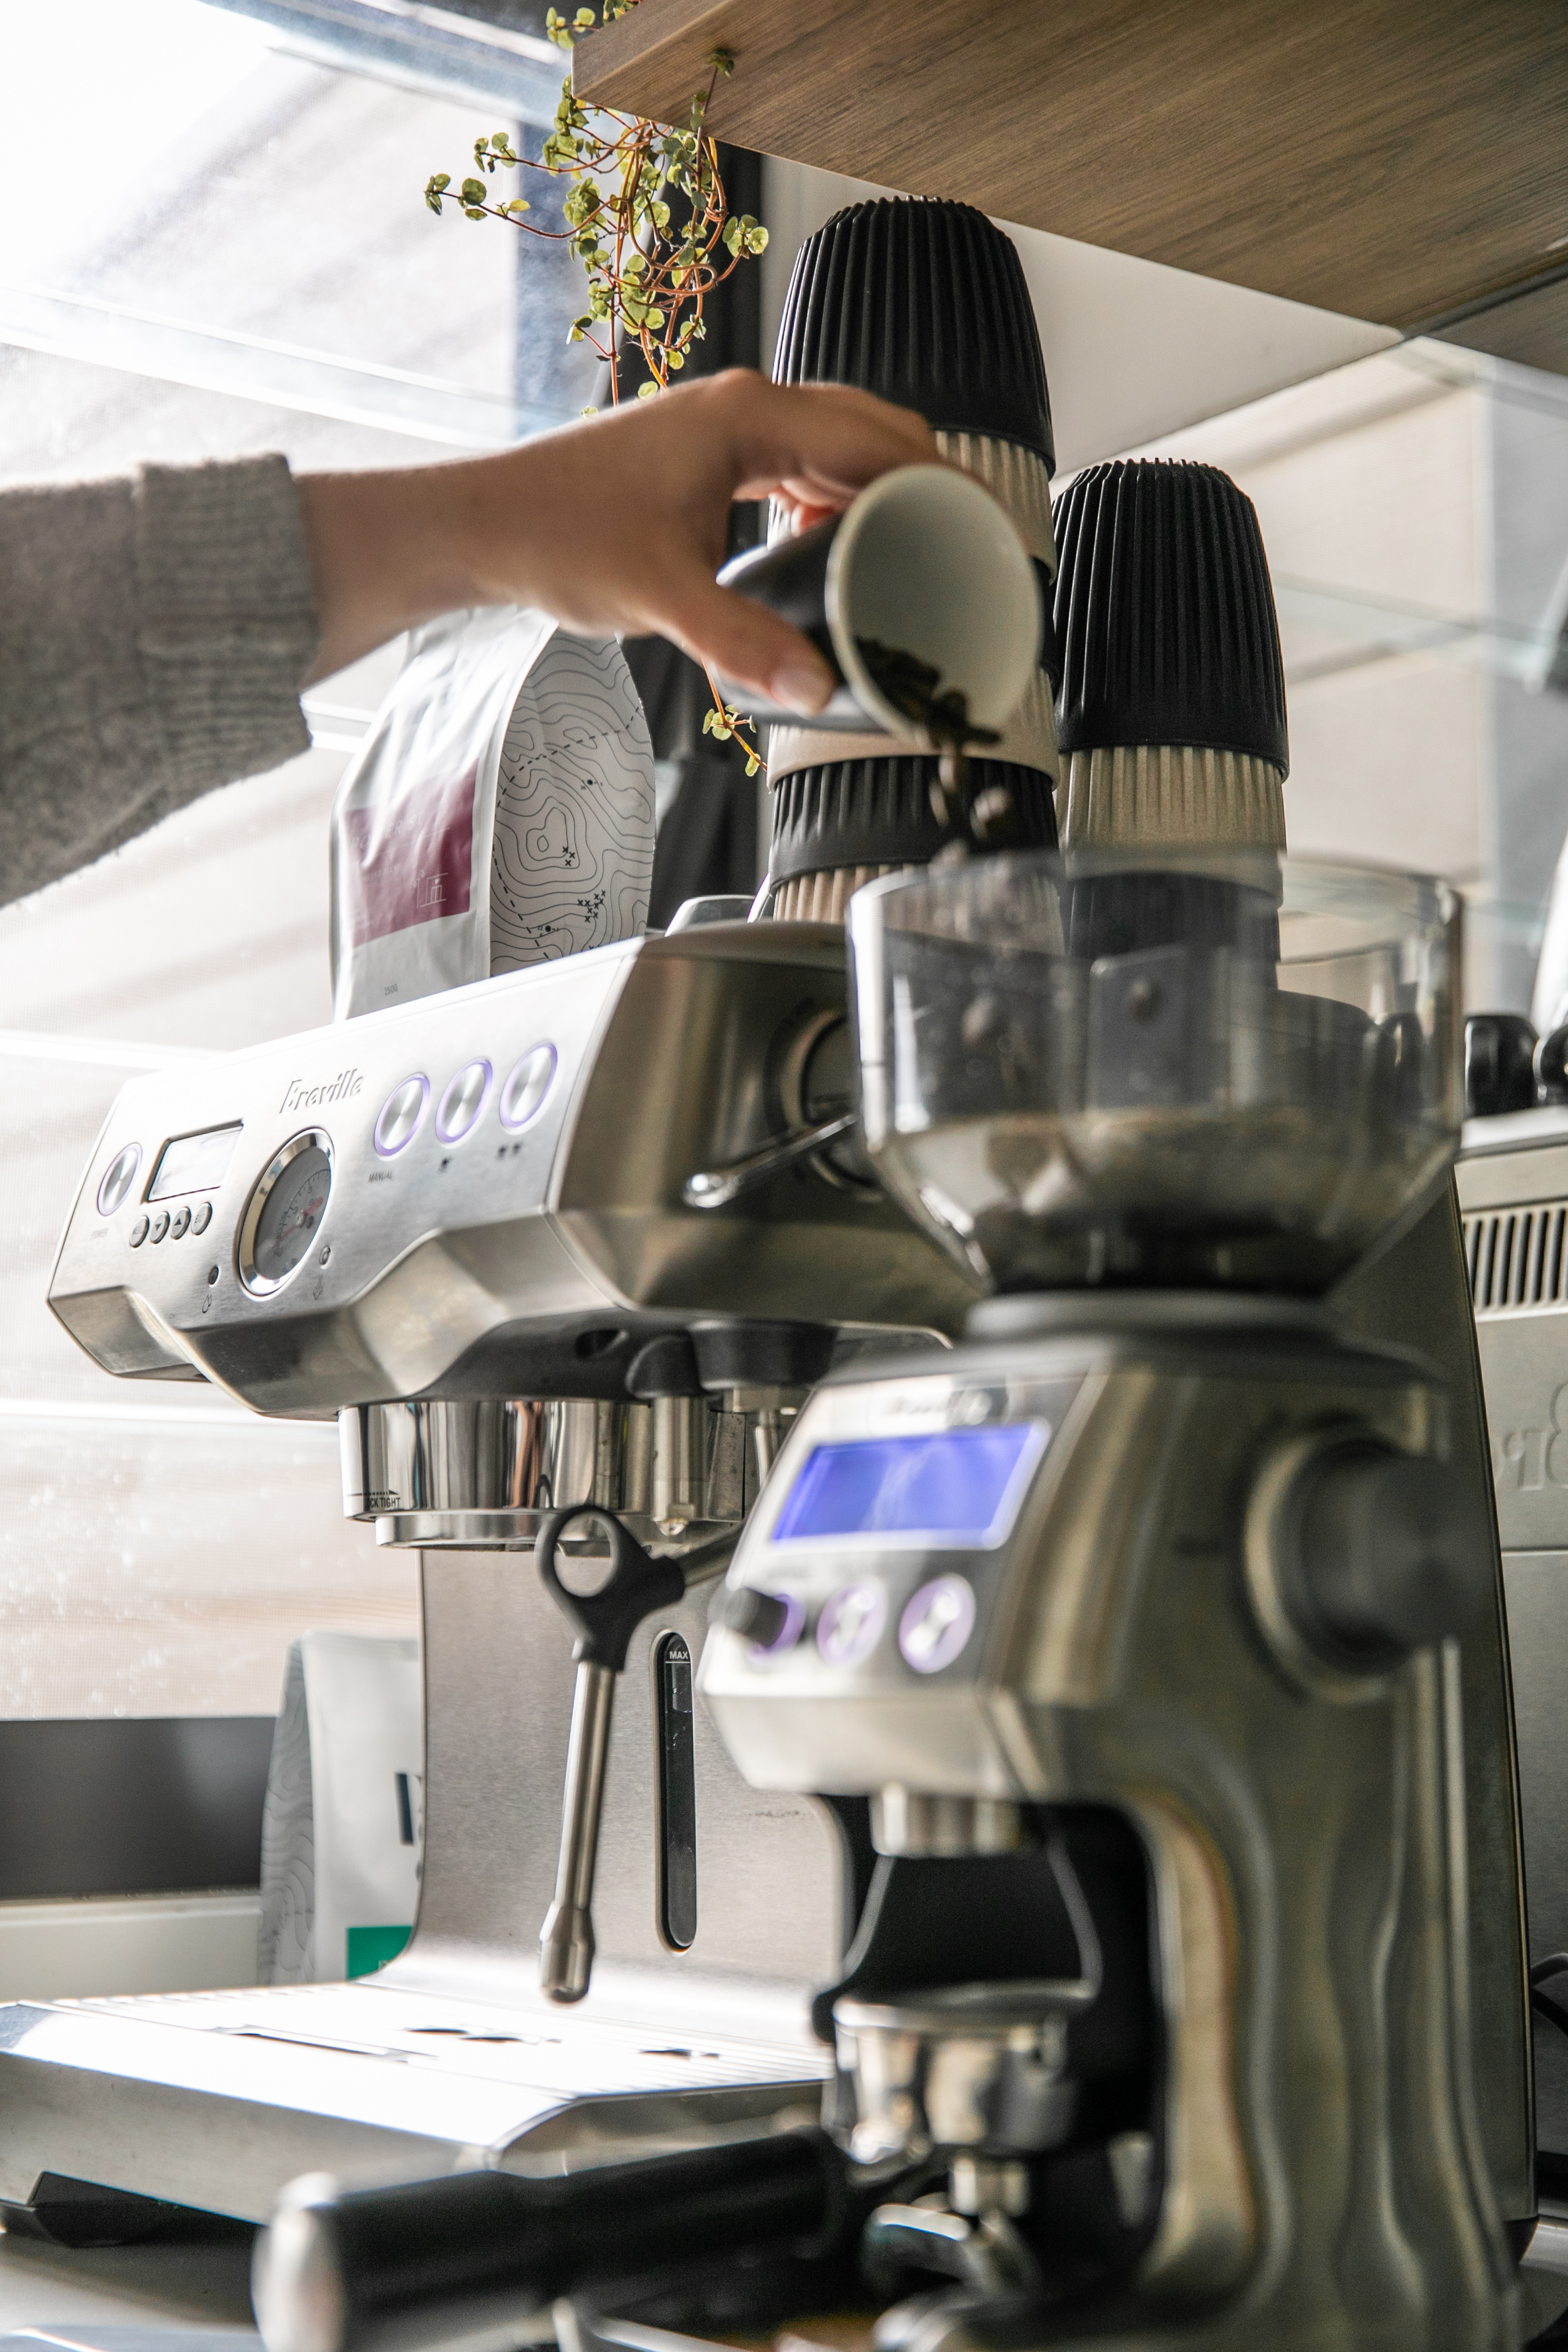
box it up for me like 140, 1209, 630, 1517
771, 1423, 1046, 1548
148, 1124, 243, 1201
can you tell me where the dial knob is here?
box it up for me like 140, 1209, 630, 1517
1464, 1012, 1537, 1117
1282, 1441, 1491, 1670
719, 1586, 800, 1653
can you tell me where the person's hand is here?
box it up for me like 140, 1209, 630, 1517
296, 370, 939, 710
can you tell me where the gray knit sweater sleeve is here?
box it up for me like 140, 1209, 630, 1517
0, 453, 319, 905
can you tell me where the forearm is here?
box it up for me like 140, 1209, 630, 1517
295, 373, 941, 710
0, 454, 318, 905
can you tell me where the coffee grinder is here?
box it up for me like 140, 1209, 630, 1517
699, 845, 1515, 2350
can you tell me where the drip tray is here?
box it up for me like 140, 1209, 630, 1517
0, 1984, 828, 2225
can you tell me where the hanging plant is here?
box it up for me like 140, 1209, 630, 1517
423, 3, 770, 774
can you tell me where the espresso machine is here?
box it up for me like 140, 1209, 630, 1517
0, 913, 980, 2235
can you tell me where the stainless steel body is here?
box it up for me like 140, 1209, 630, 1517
704, 1298, 1517, 2349
1458, 1105, 1568, 2170
0, 924, 976, 2227
339, 1395, 764, 1551
46, 924, 973, 1411
0, 1551, 839, 2221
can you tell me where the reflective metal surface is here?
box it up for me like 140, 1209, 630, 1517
48, 927, 974, 1413
1459, 1109, 1568, 2166
706, 1306, 1518, 2348
339, 1397, 759, 1553
0, 1552, 840, 2220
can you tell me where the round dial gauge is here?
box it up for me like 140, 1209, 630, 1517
240, 1133, 332, 1294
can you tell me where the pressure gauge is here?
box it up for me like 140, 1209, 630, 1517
238, 1131, 333, 1295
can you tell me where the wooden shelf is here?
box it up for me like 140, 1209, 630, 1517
576, 0, 1568, 341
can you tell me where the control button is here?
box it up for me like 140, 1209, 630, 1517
170, 1206, 191, 1240
191, 1202, 213, 1234
149, 1212, 171, 1244
899, 1575, 977, 1674
436, 1058, 493, 1144
129, 1214, 150, 1248
817, 1581, 887, 1669
499, 1043, 557, 1133
719, 1586, 804, 1655
97, 1144, 141, 1218
374, 1076, 429, 1158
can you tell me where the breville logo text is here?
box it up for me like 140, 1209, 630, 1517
280, 1069, 366, 1115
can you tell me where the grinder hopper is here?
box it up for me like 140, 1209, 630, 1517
849, 847, 1464, 1298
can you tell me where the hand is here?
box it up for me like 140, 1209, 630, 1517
296, 370, 939, 710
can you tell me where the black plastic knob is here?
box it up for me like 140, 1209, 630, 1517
719, 1586, 797, 1652
1283, 1442, 1491, 1671
1465, 1012, 1537, 1117
1537, 1024, 1568, 1106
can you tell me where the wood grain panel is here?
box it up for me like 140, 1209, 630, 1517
576, 0, 1568, 331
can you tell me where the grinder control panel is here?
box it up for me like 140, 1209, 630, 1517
701, 1363, 1084, 1800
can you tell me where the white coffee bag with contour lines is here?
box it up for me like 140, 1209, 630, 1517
330, 607, 655, 1019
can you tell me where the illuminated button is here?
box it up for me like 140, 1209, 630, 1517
436, 1058, 493, 1144
170, 1206, 191, 1240
499, 1043, 557, 1133
191, 1202, 213, 1234
129, 1215, 149, 1248
375, 1076, 429, 1158
149, 1212, 171, 1244
97, 1144, 141, 1218
817, 1581, 887, 1669
899, 1575, 977, 1674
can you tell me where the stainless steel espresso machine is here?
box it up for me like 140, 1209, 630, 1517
0, 916, 975, 2228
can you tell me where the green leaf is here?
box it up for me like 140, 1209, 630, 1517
460, 176, 487, 203
636, 379, 659, 398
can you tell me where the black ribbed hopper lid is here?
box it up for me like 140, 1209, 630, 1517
1054, 460, 1288, 771
773, 198, 1054, 470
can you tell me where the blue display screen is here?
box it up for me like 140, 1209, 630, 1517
771, 1423, 1046, 1548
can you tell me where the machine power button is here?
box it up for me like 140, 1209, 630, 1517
817, 1582, 887, 1667
899, 1575, 977, 1673
499, 1044, 557, 1132
97, 1144, 142, 1218
436, 1059, 493, 1144
375, 1076, 429, 1158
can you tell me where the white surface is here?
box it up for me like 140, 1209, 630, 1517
759, 158, 1394, 473
0, 1895, 260, 2004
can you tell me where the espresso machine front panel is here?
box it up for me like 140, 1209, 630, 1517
47, 923, 973, 1415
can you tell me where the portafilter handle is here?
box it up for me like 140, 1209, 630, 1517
536, 1507, 684, 2003
252, 2132, 842, 2352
